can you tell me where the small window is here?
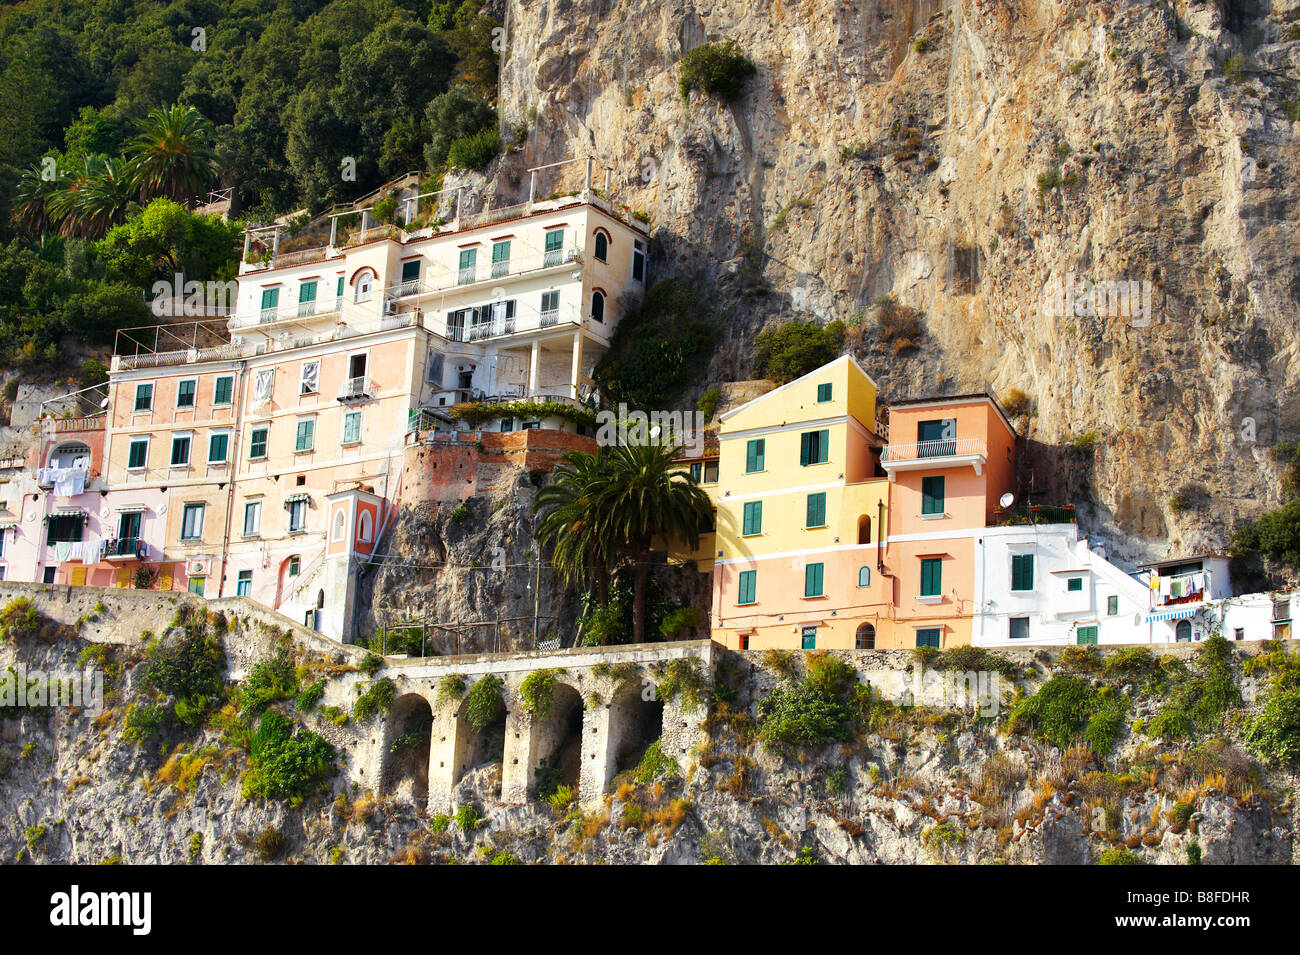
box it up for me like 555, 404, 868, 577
249, 426, 269, 459
858, 566, 871, 587
594, 231, 608, 261
208, 432, 229, 465
742, 500, 762, 536
490, 241, 510, 278
1009, 617, 1030, 640
236, 569, 252, 597
591, 290, 605, 323
737, 569, 756, 605
243, 501, 261, 537
540, 290, 559, 317
805, 492, 827, 529
176, 379, 197, 408
804, 562, 824, 597
260, 287, 279, 316
916, 628, 941, 649
1233, 628, 1245, 641
855, 623, 875, 649
921, 475, 945, 515
1067, 577, 1083, 593
738, 633, 749, 651
127, 437, 148, 470
457, 249, 476, 285
857, 515, 872, 544
1011, 554, 1034, 592
188, 576, 205, 596
342, 410, 362, 445
213, 375, 233, 405
1107, 595, 1119, 616
632, 240, 646, 282
170, 434, 191, 467
295, 418, 315, 453
799, 429, 829, 465
816, 382, 832, 402
287, 499, 307, 532
544, 228, 564, 266
920, 557, 942, 597
801, 626, 817, 650
401, 258, 421, 289
745, 439, 765, 473
134, 383, 153, 412
333, 510, 346, 541
704, 460, 719, 483
288, 555, 301, 577
298, 279, 317, 314
358, 510, 373, 542
180, 502, 204, 541
355, 271, 373, 302
689, 462, 702, 482
300, 360, 320, 395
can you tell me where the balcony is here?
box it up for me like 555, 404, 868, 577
881, 436, 988, 479
1154, 570, 1208, 608
338, 376, 373, 402
102, 537, 146, 561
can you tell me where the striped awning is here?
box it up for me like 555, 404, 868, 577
115, 504, 146, 513
1147, 606, 1201, 623
285, 493, 310, 504
52, 506, 87, 516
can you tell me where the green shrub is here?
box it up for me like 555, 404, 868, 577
463, 675, 505, 728
518, 668, 566, 721
429, 814, 451, 833
1102, 647, 1156, 680
489, 851, 521, 865
241, 646, 298, 717
1186, 843, 1202, 865
696, 387, 721, 422
352, 677, 396, 723
122, 703, 170, 744
930, 645, 1016, 679
296, 679, 325, 712
436, 673, 467, 707
911, 35, 934, 53
447, 128, 501, 171
1243, 688, 1300, 765
450, 504, 469, 524
753, 319, 846, 384
455, 804, 481, 833
758, 655, 861, 749
678, 39, 757, 101
1097, 846, 1142, 865
656, 658, 710, 713
1083, 690, 1129, 755
1009, 675, 1104, 750
632, 739, 679, 784
242, 711, 336, 806
359, 652, 383, 676
659, 606, 701, 640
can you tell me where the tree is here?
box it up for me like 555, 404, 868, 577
534, 451, 615, 609
423, 87, 497, 171
754, 319, 846, 383
126, 105, 219, 203
96, 198, 241, 288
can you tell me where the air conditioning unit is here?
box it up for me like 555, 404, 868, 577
384, 300, 399, 316
187, 558, 209, 577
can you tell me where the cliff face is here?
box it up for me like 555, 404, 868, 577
488, 0, 1300, 564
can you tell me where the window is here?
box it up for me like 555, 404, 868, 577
358, 511, 373, 542
801, 626, 817, 650
400, 259, 421, 292
208, 432, 229, 465
917, 418, 956, 451
260, 287, 279, 318
742, 500, 762, 536
213, 375, 233, 405
1010, 554, 1034, 591
118, 512, 141, 540
805, 492, 827, 529
236, 570, 252, 597
1233, 628, 1245, 641
249, 426, 269, 459
288, 555, 301, 577
134, 383, 153, 412
1107, 595, 1119, 616
737, 569, 757, 605
816, 382, 832, 402
1009, 617, 1030, 640
45, 514, 86, 544
1067, 577, 1083, 593
540, 290, 559, 320
689, 462, 701, 482
920, 557, 942, 597
335, 275, 345, 304
333, 510, 346, 541
738, 634, 749, 651
804, 562, 824, 597
856, 623, 876, 649
298, 279, 317, 315
300, 360, 320, 395
295, 418, 315, 452
858, 566, 871, 587
916, 628, 941, 649
287, 498, 307, 532
180, 502, 204, 541
490, 240, 510, 277
253, 368, 274, 408
176, 378, 196, 408
188, 576, 205, 596
632, 239, 646, 282
1078, 625, 1099, 646
354, 272, 373, 303
594, 231, 608, 261
242, 501, 261, 537
127, 437, 148, 470
799, 429, 829, 465
857, 515, 872, 544
591, 290, 605, 322
170, 434, 191, 467
921, 475, 945, 515
544, 229, 564, 266
745, 438, 765, 473
703, 460, 719, 483
342, 410, 362, 445
457, 248, 476, 284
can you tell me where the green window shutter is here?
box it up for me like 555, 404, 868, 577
738, 570, 756, 605
920, 558, 942, 596
916, 628, 941, 649
921, 475, 945, 514
817, 382, 832, 402
1011, 554, 1033, 591
799, 432, 810, 465
1077, 626, 1098, 645
801, 627, 817, 649
803, 429, 828, 464
804, 562, 823, 597
295, 419, 314, 451
806, 492, 826, 528
260, 288, 278, 310
545, 230, 563, 252
754, 438, 764, 471
299, 281, 317, 303
746, 438, 765, 473
128, 439, 147, 469
401, 259, 421, 282
343, 411, 361, 444
336, 276, 345, 298
208, 433, 228, 463
214, 376, 232, 405
742, 501, 762, 536
1067, 577, 1083, 592
1107, 595, 1118, 616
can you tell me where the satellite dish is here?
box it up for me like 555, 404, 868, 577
99, 398, 109, 409
999, 492, 1014, 508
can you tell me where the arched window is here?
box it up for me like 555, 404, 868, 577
857, 515, 871, 544
49, 441, 91, 470
858, 566, 871, 587
855, 623, 876, 650
1175, 620, 1192, 643
287, 555, 301, 577
333, 509, 346, 541
316, 589, 325, 610
358, 510, 373, 542
594, 231, 608, 262
591, 290, 605, 323
354, 270, 374, 303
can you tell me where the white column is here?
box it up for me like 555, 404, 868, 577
329, 217, 338, 248
529, 340, 541, 397
569, 331, 583, 400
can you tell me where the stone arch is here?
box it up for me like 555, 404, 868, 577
382, 693, 433, 800
453, 680, 507, 799
530, 682, 584, 796
607, 679, 665, 782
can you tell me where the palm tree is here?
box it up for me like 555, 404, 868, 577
126, 104, 219, 203
534, 450, 615, 609
12, 162, 65, 236
42, 155, 134, 238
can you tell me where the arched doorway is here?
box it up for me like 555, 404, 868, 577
857, 515, 871, 544
855, 622, 876, 649
532, 684, 583, 798
382, 694, 433, 800
607, 681, 665, 782
1175, 620, 1192, 643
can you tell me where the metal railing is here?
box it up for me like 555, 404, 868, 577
338, 375, 373, 400
882, 437, 988, 462
101, 537, 145, 560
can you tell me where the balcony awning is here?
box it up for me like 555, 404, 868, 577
52, 506, 87, 516
114, 504, 147, 513
285, 493, 311, 504
1147, 606, 1201, 623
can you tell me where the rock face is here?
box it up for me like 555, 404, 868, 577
488, 0, 1300, 565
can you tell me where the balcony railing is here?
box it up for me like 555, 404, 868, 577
101, 537, 145, 561
338, 375, 373, 401
882, 437, 988, 462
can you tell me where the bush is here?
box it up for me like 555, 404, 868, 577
455, 804, 481, 833
679, 40, 757, 101
359, 652, 383, 676
1232, 499, 1300, 568
659, 606, 702, 640
1102, 647, 1156, 680
447, 128, 501, 171
1008, 675, 1100, 750
0, 597, 43, 643
296, 679, 325, 712
352, 677, 396, 723
242, 712, 336, 806
463, 675, 505, 728
241, 646, 298, 717
758, 654, 862, 750
875, 298, 925, 354
632, 740, 680, 784
696, 387, 721, 422
1243, 688, 1300, 766
518, 668, 565, 721
754, 319, 846, 384
436, 673, 467, 708
656, 658, 709, 713
1097, 846, 1141, 865
1001, 387, 1033, 418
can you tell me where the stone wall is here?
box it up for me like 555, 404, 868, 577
398, 429, 596, 505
